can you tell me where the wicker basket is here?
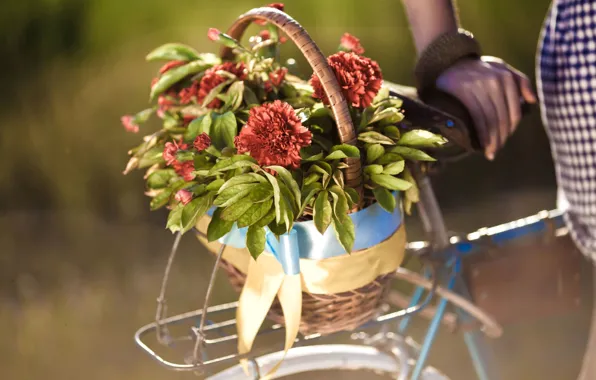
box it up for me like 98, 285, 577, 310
209, 7, 402, 336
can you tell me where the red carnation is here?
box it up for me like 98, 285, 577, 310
159, 60, 186, 74
340, 33, 365, 55
121, 115, 139, 133
173, 160, 195, 181
196, 62, 247, 108
208, 28, 221, 42
178, 81, 200, 105
234, 100, 311, 169
310, 51, 382, 109
193, 133, 212, 151
175, 189, 193, 205
256, 3, 285, 25
162, 140, 188, 166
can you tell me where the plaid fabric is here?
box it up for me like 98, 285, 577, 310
537, 0, 596, 261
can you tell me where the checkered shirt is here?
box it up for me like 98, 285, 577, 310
537, 0, 596, 261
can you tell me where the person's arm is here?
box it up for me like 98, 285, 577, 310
401, 0, 536, 160
401, 0, 459, 56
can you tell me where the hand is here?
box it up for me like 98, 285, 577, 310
435, 56, 537, 160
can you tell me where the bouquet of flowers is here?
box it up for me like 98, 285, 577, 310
122, 10, 446, 257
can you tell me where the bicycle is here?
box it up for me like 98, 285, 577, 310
132, 8, 567, 380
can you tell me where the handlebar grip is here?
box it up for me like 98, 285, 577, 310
420, 88, 533, 153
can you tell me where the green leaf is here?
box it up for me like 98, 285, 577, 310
389, 146, 436, 161
201, 79, 234, 108
310, 104, 331, 118
184, 113, 212, 142
370, 174, 413, 191
206, 208, 235, 241
267, 166, 302, 209
206, 179, 225, 192
181, 194, 213, 233
255, 207, 277, 228
166, 204, 184, 233
132, 108, 155, 124
170, 180, 195, 193
221, 198, 254, 221
332, 214, 355, 253
243, 86, 260, 106
329, 186, 349, 219
359, 106, 375, 129
150, 60, 212, 100
218, 173, 266, 193
262, 171, 282, 224
214, 183, 258, 207
383, 125, 401, 139
377, 152, 404, 165
139, 146, 166, 168
308, 164, 331, 176
146, 43, 201, 61
303, 173, 321, 186
226, 81, 244, 111
205, 146, 221, 157
298, 183, 322, 216
373, 87, 390, 104
372, 187, 396, 212
147, 169, 177, 189
150, 189, 173, 210
364, 164, 384, 175
383, 161, 405, 175
331, 144, 360, 158
176, 150, 194, 162
267, 221, 287, 237
300, 146, 324, 162
237, 198, 273, 228
278, 183, 296, 230
358, 131, 395, 145
211, 111, 238, 149
344, 187, 360, 207
246, 226, 266, 260
369, 107, 404, 125
190, 183, 208, 196
332, 169, 344, 188
208, 155, 256, 175
398, 129, 447, 147
313, 191, 332, 234
324, 150, 348, 160
403, 167, 419, 215
366, 143, 385, 164
245, 183, 274, 203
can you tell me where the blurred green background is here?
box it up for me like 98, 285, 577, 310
3, 0, 588, 379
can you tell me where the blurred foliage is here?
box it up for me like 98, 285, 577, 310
0, 0, 552, 222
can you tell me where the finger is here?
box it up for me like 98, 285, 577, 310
500, 69, 522, 135
516, 74, 537, 104
486, 76, 510, 149
460, 91, 491, 157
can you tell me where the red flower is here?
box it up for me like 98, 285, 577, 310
269, 68, 287, 87
208, 28, 221, 41
193, 133, 212, 151
258, 30, 287, 43
159, 60, 186, 74
163, 140, 188, 166
173, 160, 195, 181
178, 81, 200, 105
264, 68, 287, 92
175, 189, 193, 205
256, 3, 285, 25
340, 33, 365, 55
310, 51, 382, 109
234, 100, 311, 169
196, 62, 247, 108
121, 115, 139, 133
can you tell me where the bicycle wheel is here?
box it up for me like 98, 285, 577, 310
207, 344, 449, 379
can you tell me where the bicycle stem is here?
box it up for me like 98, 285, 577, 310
412, 164, 450, 249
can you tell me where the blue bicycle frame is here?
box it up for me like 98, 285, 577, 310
404, 167, 565, 380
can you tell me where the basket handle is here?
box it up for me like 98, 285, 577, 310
220, 7, 363, 192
